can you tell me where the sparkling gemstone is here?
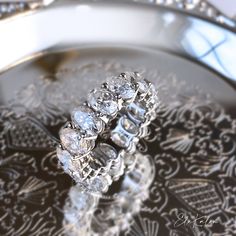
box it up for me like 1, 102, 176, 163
71, 159, 84, 176
111, 131, 132, 148
88, 158, 103, 171
91, 143, 117, 167
56, 147, 73, 173
121, 117, 138, 134
148, 94, 159, 109
88, 89, 118, 116
69, 185, 96, 212
60, 127, 95, 155
64, 207, 80, 224
148, 84, 159, 100
123, 152, 137, 171
137, 78, 149, 94
64, 205, 90, 231
71, 105, 103, 134
111, 117, 137, 148
148, 83, 157, 94
89, 176, 110, 193
125, 72, 149, 94
127, 102, 146, 123
107, 76, 136, 100
108, 157, 124, 178
98, 143, 117, 159
180, 0, 200, 10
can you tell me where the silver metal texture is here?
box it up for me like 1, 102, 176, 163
57, 71, 159, 189
0, 1, 236, 86
0, 1, 236, 235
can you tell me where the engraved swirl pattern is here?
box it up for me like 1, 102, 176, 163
0, 62, 235, 235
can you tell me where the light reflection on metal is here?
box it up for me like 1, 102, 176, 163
0, 1, 235, 85
182, 20, 236, 79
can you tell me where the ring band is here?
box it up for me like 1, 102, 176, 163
57, 72, 159, 191
63, 153, 155, 236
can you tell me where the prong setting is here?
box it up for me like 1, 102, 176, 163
57, 72, 159, 192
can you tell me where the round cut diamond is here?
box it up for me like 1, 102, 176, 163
88, 89, 118, 116
137, 78, 149, 94
71, 105, 103, 134
124, 72, 149, 94
57, 147, 73, 173
60, 127, 95, 155
89, 176, 110, 193
107, 77, 136, 100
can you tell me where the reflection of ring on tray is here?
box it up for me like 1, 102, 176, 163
63, 153, 155, 236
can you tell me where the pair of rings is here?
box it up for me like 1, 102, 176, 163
57, 72, 159, 192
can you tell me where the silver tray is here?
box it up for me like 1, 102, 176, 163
0, 1, 236, 235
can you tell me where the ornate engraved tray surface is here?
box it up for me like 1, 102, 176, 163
0, 1, 236, 235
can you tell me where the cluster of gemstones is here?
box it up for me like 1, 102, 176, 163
63, 153, 155, 236
57, 72, 159, 192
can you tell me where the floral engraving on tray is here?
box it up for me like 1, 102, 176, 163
0, 62, 235, 235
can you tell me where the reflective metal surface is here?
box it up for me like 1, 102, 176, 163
0, 0, 55, 19
0, 1, 236, 236
0, 1, 236, 85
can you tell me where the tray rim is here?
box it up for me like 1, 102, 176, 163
0, 0, 236, 89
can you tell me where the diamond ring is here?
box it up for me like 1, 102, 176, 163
63, 153, 155, 236
57, 72, 159, 191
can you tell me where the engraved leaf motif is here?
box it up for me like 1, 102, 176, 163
161, 129, 194, 154
13, 82, 67, 126
0, 153, 37, 178
125, 214, 159, 236
184, 153, 227, 177
4, 208, 57, 236
17, 177, 56, 205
